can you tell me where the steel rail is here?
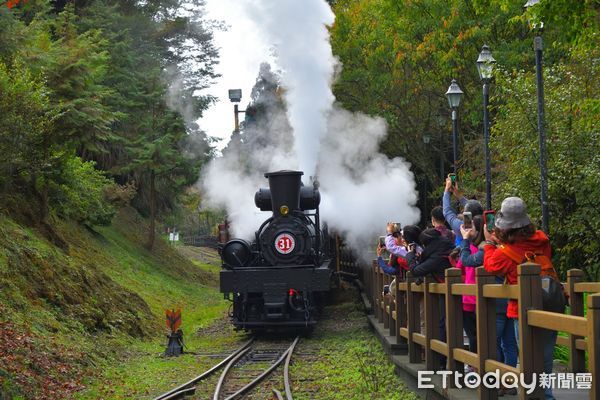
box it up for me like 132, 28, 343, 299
272, 388, 284, 400
154, 338, 253, 400
283, 337, 299, 400
159, 387, 196, 400
219, 336, 300, 400
212, 345, 253, 400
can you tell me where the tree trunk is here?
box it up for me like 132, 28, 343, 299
146, 170, 156, 250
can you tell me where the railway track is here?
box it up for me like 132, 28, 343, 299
153, 336, 300, 400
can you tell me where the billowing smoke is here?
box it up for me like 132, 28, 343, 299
201, 0, 420, 250
243, 0, 335, 177
318, 107, 420, 254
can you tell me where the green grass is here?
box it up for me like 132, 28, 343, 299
0, 208, 229, 399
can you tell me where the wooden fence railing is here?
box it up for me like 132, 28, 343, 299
366, 262, 600, 400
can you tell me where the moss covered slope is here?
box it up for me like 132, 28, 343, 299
0, 208, 222, 399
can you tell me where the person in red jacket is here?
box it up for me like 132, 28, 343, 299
483, 197, 558, 400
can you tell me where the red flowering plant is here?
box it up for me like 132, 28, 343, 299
5, 0, 27, 8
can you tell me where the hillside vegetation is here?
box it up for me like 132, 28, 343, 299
0, 208, 226, 400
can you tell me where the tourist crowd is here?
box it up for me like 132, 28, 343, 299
376, 176, 566, 399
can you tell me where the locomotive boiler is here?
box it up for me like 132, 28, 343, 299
219, 170, 333, 330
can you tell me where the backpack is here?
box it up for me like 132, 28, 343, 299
499, 244, 566, 313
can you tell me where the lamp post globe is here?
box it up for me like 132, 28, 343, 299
477, 45, 496, 82
445, 79, 463, 109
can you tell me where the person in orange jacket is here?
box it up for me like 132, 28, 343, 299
483, 197, 560, 400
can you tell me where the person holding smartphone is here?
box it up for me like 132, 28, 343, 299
384, 223, 422, 257
442, 176, 483, 244
483, 197, 561, 400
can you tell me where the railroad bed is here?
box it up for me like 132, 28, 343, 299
149, 288, 416, 400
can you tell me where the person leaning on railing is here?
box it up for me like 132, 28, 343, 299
376, 237, 408, 295
483, 197, 562, 400
406, 227, 454, 368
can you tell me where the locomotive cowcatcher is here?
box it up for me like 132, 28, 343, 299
219, 170, 333, 330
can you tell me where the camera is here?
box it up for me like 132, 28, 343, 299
483, 210, 496, 233
448, 173, 457, 186
378, 236, 386, 247
463, 211, 473, 229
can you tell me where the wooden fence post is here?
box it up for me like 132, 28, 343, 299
376, 261, 383, 322
396, 277, 407, 346
424, 277, 442, 370
475, 267, 498, 400
407, 272, 420, 363
517, 263, 544, 400
372, 261, 379, 319
445, 268, 464, 387
383, 275, 390, 330
566, 269, 586, 373
388, 278, 396, 337
588, 293, 600, 400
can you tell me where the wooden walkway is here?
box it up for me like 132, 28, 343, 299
337, 248, 599, 400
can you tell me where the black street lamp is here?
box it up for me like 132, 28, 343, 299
524, 0, 549, 234
445, 79, 463, 173
422, 134, 431, 218
476, 45, 496, 210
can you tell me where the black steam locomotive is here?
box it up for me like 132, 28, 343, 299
219, 170, 334, 330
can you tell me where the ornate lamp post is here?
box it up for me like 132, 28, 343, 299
476, 45, 496, 210
524, 0, 549, 233
445, 79, 463, 173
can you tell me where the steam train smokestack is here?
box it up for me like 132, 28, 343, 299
265, 170, 303, 217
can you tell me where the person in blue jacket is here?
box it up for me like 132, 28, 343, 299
442, 176, 483, 244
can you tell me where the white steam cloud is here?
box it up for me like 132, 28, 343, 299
201, 0, 420, 250
244, 0, 335, 177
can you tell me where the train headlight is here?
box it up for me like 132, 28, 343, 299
280, 205, 289, 216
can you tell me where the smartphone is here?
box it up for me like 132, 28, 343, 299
483, 210, 496, 232
463, 211, 473, 229
448, 173, 457, 185
378, 236, 386, 247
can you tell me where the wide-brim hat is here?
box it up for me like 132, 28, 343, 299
495, 197, 532, 230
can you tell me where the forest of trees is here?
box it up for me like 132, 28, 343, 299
1, 0, 598, 278
329, 0, 599, 278
0, 0, 217, 249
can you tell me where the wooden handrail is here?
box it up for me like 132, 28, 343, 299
412, 332, 426, 346
482, 284, 519, 299
359, 258, 600, 400
484, 359, 520, 376
410, 283, 424, 292
453, 348, 478, 367
430, 339, 448, 357
428, 283, 447, 295
556, 335, 587, 351
574, 282, 600, 293
450, 283, 476, 296
527, 310, 588, 337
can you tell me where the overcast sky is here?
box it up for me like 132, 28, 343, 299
200, 0, 274, 151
